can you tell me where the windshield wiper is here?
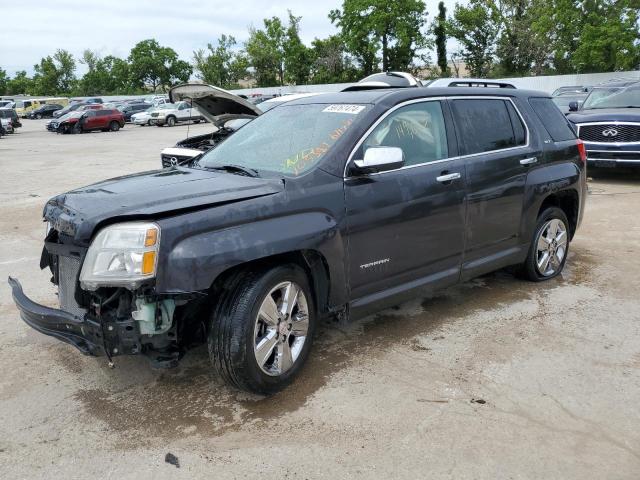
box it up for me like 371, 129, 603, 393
204, 164, 260, 177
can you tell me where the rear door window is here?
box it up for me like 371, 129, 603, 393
361, 100, 449, 167
528, 97, 576, 141
450, 99, 524, 155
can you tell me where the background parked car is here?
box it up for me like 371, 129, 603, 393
150, 101, 203, 126
51, 109, 124, 134
53, 102, 90, 118
132, 104, 171, 126
567, 81, 640, 168
121, 102, 151, 122
552, 93, 588, 114
27, 104, 64, 119
552, 85, 591, 96
0, 108, 22, 132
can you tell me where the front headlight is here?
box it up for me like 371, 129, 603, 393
80, 222, 160, 291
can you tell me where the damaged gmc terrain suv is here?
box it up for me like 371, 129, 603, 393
9, 87, 586, 394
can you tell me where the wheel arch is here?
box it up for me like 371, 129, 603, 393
537, 189, 579, 239
208, 249, 332, 316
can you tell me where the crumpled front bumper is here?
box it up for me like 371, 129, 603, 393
8, 276, 105, 356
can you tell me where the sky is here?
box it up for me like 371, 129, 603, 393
0, 0, 461, 77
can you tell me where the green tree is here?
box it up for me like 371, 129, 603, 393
433, 1, 450, 76
310, 35, 360, 84
329, 0, 430, 74
246, 17, 286, 86
6, 71, 33, 95
567, 0, 640, 73
447, 0, 501, 77
494, 0, 550, 76
128, 39, 192, 92
283, 12, 312, 85
194, 35, 249, 88
31, 49, 76, 95
0, 68, 8, 95
78, 50, 132, 95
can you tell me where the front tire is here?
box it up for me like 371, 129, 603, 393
521, 207, 570, 281
166, 116, 176, 127
208, 265, 316, 394
109, 121, 120, 132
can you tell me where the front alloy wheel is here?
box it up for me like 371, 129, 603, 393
254, 281, 309, 376
208, 265, 316, 394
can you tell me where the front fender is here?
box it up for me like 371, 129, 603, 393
155, 212, 346, 305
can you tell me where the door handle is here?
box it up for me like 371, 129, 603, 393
436, 172, 461, 183
520, 157, 537, 165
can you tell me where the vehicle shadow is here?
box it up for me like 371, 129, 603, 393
67, 250, 596, 444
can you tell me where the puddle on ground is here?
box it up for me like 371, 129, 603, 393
70, 250, 597, 444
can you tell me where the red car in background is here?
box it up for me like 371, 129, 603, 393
51, 109, 125, 134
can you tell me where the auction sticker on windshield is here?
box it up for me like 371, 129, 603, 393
322, 104, 366, 114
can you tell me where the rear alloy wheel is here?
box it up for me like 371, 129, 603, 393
208, 265, 316, 394
166, 116, 176, 127
521, 207, 570, 281
36, 113, 42, 119
109, 121, 120, 132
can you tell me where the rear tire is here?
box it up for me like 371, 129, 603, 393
521, 207, 570, 281
208, 264, 316, 394
109, 121, 120, 132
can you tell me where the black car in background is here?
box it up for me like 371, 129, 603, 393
27, 104, 64, 119
567, 82, 640, 168
10, 87, 586, 394
120, 102, 151, 122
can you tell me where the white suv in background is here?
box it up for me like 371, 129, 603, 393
150, 101, 203, 127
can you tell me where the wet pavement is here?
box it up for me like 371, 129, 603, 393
1, 121, 639, 479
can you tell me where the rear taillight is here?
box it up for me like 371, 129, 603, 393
577, 139, 587, 163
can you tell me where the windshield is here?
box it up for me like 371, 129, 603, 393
199, 103, 369, 176
583, 86, 640, 109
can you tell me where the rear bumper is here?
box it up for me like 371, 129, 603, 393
8, 276, 104, 355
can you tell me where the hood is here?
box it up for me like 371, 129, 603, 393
567, 108, 640, 124
44, 167, 283, 243
169, 83, 262, 126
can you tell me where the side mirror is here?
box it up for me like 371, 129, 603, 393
568, 101, 579, 112
352, 146, 405, 174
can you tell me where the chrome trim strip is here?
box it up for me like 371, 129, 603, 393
343, 95, 530, 178
586, 149, 640, 153
586, 158, 640, 163
576, 121, 640, 127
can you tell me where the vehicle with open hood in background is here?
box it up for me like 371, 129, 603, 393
160, 84, 318, 167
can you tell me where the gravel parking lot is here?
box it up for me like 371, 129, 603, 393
1, 120, 639, 479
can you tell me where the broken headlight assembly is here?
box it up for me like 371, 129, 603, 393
80, 222, 160, 291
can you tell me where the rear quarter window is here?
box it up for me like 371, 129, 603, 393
450, 98, 525, 155
528, 97, 576, 142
